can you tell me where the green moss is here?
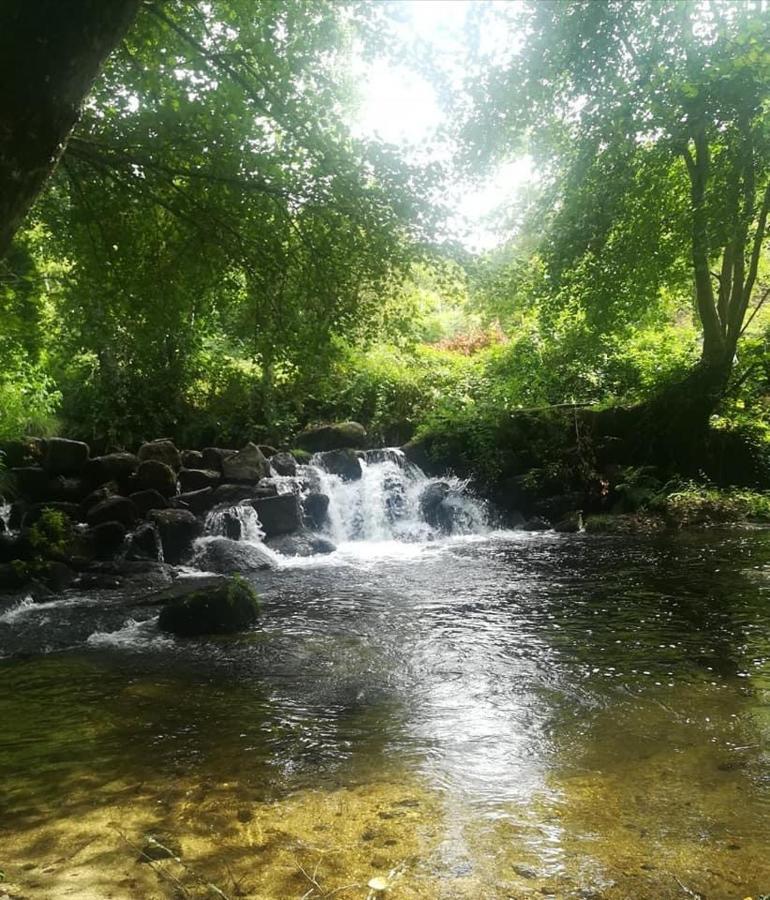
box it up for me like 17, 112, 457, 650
289, 448, 312, 463
158, 576, 261, 636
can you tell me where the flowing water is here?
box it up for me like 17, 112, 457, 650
1, 455, 769, 899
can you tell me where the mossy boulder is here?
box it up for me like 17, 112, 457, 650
295, 421, 366, 453
157, 576, 260, 636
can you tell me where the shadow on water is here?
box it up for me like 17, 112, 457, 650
0, 529, 769, 897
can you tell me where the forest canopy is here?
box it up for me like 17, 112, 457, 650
1, 0, 769, 483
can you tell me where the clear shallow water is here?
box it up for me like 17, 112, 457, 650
1, 529, 769, 899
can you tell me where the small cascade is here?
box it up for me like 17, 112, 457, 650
310, 448, 487, 544
0, 500, 11, 533
204, 504, 264, 542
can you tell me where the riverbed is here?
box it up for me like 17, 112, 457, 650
1, 529, 769, 899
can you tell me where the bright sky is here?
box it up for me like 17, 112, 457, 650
351, 0, 534, 251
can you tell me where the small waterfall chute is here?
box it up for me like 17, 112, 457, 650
204, 504, 264, 542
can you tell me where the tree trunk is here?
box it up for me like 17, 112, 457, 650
0, 0, 140, 258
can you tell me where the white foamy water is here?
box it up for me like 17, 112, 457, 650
0, 593, 100, 624
87, 616, 174, 649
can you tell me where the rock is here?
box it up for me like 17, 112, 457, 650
181, 449, 204, 468
0, 437, 44, 468
267, 531, 336, 557
271, 451, 297, 477
0, 533, 30, 564
295, 421, 367, 452
175, 487, 215, 515
156, 575, 260, 636
201, 447, 236, 471
24, 501, 83, 527
43, 437, 89, 475
9, 501, 26, 529
46, 475, 88, 502
126, 522, 163, 561
81, 482, 120, 515
87, 496, 139, 528
554, 511, 583, 533
148, 509, 203, 564
41, 560, 76, 592
258, 444, 278, 457
303, 492, 330, 530
129, 488, 169, 516
89, 520, 128, 559
222, 443, 270, 483
10, 466, 49, 500
76, 560, 174, 592
523, 516, 551, 532
420, 482, 454, 533
194, 537, 275, 573
250, 494, 302, 537
0, 562, 28, 590
315, 449, 362, 481
210, 483, 257, 506
178, 467, 220, 492
137, 439, 182, 471
83, 452, 139, 487
135, 459, 178, 497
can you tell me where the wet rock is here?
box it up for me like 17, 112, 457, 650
129, 488, 168, 516
175, 487, 215, 515
43, 437, 89, 475
83, 452, 139, 487
148, 509, 202, 564
296, 421, 367, 452
523, 516, 551, 532
194, 537, 275, 573
135, 459, 177, 497
87, 496, 139, 528
182, 449, 204, 468
315, 449, 362, 481
126, 522, 163, 562
0, 437, 44, 468
554, 511, 583, 533
250, 494, 301, 537
419, 482, 456, 533
137, 439, 182, 471
81, 482, 120, 516
77, 560, 174, 592
271, 451, 297, 477
10, 466, 49, 500
0, 533, 31, 564
222, 443, 270, 483
303, 492, 330, 529
178, 467, 220, 492
0, 561, 28, 590
46, 475, 88, 502
258, 444, 278, 457
41, 560, 77, 592
156, 575, 260, 636
210, 483, 258, 507
267, 531, 336, 557
201, 447, 236, 471
89, 520, 128, 559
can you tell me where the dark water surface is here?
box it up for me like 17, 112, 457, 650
1, 530, 769, 898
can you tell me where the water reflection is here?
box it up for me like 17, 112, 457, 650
1, 529, 770, 897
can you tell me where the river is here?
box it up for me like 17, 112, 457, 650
1, 455, 769, 898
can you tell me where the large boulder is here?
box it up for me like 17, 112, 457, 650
178, 468, 220, 492
137, 439, 182, 471
222, 443, 270, 483
302, 493, 330, 530
10, 467, 49, 500
194, 537, 275, 573
129, 488, 168, 516
126, 522, 163, 562
83, 452, 140, 487
89, 520, 127, 559
0, 437, 44, 468
202, 447, 236, 471
295, 422, 367, 453
87, 496, 139, 528
210, 484, 258, 507
135, 459, 178, 497
250, 494, 301, 537
267, 532, 336, 557
315, 449, 362, 482
270, 451, 297, 477
80, 482, 119, 516
156, 576, 260, 636
181, 449, 204, 468
43, 438, 89, 476
175, 487, 215, 515
419, 482, 454, 533
46, 475, 88, 503
148, 509, 203, 564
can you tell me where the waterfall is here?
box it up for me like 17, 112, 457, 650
309, 449, 487, 544
204, 504, 264, 542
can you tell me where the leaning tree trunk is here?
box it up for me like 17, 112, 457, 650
0, 0, 141, 259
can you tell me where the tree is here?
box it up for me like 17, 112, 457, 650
462, 0, 770, 437
0, 0, 140, 258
